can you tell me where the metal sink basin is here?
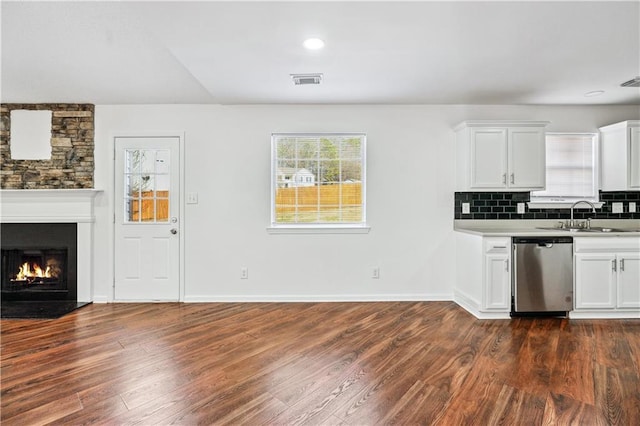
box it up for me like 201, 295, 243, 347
536, 226, 636, 233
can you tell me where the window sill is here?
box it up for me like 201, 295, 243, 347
527, 201, 604, 209
267, 225, 371, 234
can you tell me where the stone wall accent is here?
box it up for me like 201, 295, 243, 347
0, 104, 94, 189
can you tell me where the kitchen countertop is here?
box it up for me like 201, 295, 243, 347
454, 219, 640, 237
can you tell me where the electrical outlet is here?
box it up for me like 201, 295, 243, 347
240, 267, 248, 279
612, 202, 623, 213
372, 267, 380, 279
629, 202, 637, 213
517, 203, 525, 214
462, 202, 470, 214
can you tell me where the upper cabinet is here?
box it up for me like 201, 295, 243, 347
600, 120, 640, 191
455, 121, 549, 191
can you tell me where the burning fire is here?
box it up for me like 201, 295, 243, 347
16, 262, 53, 280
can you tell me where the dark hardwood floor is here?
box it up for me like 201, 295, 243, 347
1, 302, 639, 425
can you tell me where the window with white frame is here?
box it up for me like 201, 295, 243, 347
271, 133, 366, 228
530, 133, 598, 203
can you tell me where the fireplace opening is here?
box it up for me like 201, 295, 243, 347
3, 248, 67, 290
1, 223, 77, 302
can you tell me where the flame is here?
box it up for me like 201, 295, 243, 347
16, 262, 53, 280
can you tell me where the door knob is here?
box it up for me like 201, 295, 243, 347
170, 228, 177, 235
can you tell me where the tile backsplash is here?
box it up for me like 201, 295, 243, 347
455, 191, 640, 220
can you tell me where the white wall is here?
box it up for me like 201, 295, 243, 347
93, 104, 639, 302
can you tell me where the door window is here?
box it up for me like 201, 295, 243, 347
123, 149, 171, 223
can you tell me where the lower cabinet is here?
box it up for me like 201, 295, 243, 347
574, 238, 640, 313
454, 233, 512, 318
483, 238, 511, 311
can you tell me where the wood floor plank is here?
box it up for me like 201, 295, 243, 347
2, 302, 639, 425
1, 392, 83, 425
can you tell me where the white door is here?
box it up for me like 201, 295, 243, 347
114, 137, 180, 301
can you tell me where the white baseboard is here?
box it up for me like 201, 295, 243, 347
569, 310, 640, 319
453, 289, 510, 319
183, 293, 453, 303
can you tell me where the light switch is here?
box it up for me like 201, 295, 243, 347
462, 202, 470, 214
187, 192, 199, 204
629, 202, 637, 213
517, 203, 525, 214
612, 202, 623, 213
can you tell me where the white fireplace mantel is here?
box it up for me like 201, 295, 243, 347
1, 189, 103, 302
0, 189, 102, 223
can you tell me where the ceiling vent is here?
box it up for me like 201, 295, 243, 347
620, 76, 640, 87
291, 73, 323, 85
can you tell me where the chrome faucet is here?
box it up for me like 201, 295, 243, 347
569, 200, 597, 228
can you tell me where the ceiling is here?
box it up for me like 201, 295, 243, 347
2, 1, 639, 105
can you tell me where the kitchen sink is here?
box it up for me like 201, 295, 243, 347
536, 226, 637, 233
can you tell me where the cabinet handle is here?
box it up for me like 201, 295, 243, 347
620, 259, 625, 272
505, 259, 509, 272
502, 173, 507, 185
612, 259, 617, 272
510, 173, 515, 184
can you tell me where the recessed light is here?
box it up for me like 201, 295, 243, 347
584, 90, 605, 97
303, 38, 325, 50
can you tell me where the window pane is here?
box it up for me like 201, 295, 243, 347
124, 148, 172, 224
156, 198, 169, 222
277, 138, 296, 159
140, 150, 155, 174
126, 198, 140, 222
272, 133, 365, 225
156, 150, 170, 174
340, 137, 362, 159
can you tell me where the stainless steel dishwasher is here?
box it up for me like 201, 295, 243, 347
512, 237, 573, 316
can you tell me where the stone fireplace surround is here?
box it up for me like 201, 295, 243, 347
0, 189, 101, 302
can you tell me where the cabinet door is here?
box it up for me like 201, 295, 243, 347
600, 125, 628, 191
629, 127, 640, 189
508, 127, 545, 190
574, 253, 616, 310
617, 254, 640, 308
484, 254, 511, 311
470, 128, 507, 189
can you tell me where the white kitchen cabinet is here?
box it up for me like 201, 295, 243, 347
600, 120, 640, 191
617, 254, 640, 308
483, 237, 511, 311
454, 234, 512, 318
574, 253, 617, 309
455, 121, 548, 191
574, 237, 640, 312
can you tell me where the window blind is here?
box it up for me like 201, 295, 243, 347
531, 133, 597, 200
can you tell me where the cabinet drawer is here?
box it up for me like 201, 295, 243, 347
574, 237, 640, 253
484, 238, 511, 254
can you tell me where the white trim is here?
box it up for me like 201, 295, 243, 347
0, 194, 100, 302
527, 201, 604, 210
0, 189, 101, 223
183, 293, 453, 303
110, 131, 186, 303
454, 120, 550, 132
267, 225, 371, 234
454, 289, 512, 319
569, 310, 640, 319
270, 133, 367, 228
